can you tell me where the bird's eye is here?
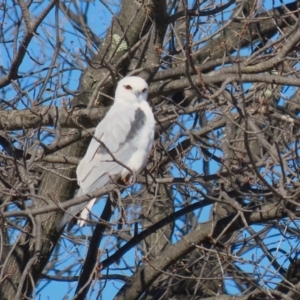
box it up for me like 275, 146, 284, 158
124, 85, 132, 90
142, 88, 147, 93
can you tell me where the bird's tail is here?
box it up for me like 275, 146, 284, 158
78, 198, 96, 227
56, 189, 94, 231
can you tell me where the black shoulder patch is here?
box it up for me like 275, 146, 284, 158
97, 143, 107, 154
125, 108, 146, 142
97, 108, 146, 154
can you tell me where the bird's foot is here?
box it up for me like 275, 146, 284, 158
121, 172, 136, 185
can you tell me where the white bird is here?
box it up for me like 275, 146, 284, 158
57, 76, 155, 231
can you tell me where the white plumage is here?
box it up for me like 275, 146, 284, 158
57, 76, 155, 231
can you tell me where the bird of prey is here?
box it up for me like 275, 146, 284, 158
57, 76, 155, 231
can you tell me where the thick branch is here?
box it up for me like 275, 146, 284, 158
114, 203, 286, 300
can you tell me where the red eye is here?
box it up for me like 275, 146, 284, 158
142, 88, 147, 93
124, 85, 132, 90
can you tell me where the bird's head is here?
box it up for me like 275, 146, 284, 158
115, 76, 148, 104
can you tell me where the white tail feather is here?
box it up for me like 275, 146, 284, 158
78, 198, 96, 227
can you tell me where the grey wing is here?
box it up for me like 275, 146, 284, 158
56, 105, 137, 231
77, 104, 137, 192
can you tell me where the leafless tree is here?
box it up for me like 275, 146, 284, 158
0, 0, 300, 299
